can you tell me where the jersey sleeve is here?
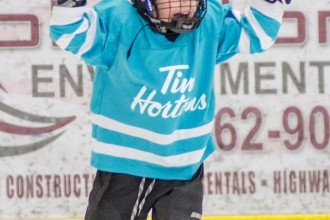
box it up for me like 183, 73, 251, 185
216, 0, 284, 63
49, 5, 117, 68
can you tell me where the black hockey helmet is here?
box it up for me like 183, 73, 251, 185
132, 0, 207, 34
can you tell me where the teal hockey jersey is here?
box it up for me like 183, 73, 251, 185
49, 0, 283, 180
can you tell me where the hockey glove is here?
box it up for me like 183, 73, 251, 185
264, 0, 291, 4
57, 0, 86, 7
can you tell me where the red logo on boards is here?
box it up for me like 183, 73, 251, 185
0, 84, 76, 157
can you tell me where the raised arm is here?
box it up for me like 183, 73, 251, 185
49, 0, 116, 68
216, 0, 291, 63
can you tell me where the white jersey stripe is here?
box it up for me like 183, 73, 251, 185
92, 138, 206, 167
244, 7, 275, 50
91, 113, 213, 145
77, 9, 98, 56
238, 28, 251, 53
232, 9, 251, 53
56, 18, 89, 49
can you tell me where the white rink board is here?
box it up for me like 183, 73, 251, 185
0, 0, 330, 218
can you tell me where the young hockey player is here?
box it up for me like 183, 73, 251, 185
49, 0, 291, 219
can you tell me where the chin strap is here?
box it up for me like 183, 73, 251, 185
57, 0, 86, 7
264, 0, 291, 4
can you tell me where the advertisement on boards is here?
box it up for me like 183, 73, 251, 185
0, 0, 329, 218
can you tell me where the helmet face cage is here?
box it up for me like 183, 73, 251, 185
133, 0, 207, 34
